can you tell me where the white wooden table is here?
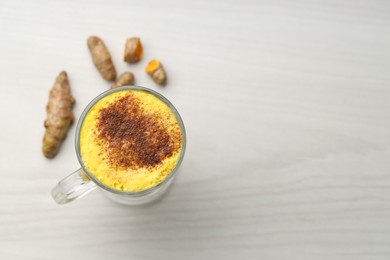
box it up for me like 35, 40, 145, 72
1, 0, 389, 259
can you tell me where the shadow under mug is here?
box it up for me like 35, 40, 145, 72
51, 86, 186, 205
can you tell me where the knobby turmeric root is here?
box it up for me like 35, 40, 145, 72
146, 59, 167, 85
87, 36, 116, 81
111, 72, 135, 89
124, 37, 142, 63
43, 71, 75, 158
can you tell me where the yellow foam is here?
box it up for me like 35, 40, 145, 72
79, 90, 182, 192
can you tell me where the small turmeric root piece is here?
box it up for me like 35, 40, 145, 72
111, 72, 135, 89
43, 71, 75, 158
87, 36, 116, 81
145, 60, 167, 86
124, 37, 142, 63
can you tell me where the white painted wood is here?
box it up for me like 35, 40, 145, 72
0, 0, 389, 259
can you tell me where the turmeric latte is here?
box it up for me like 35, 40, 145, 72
79, 90, 182, 192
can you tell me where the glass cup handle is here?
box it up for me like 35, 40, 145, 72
51, 168, 97, 204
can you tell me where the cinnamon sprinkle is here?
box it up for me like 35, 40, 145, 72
96, 93, 181, 170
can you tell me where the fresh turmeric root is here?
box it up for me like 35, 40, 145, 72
111, 72, 135, 89
42, 71, 75, 158
146, 59, 167, 85
87, 36, 117, 81
124, 37, 142, 63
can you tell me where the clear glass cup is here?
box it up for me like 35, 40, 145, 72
51, 86, 186, 205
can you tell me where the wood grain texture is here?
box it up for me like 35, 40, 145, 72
0, 0, 390, 259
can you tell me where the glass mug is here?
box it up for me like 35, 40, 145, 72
51, 86, 186, 205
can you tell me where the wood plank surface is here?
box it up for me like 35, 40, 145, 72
0, 0, 389, 259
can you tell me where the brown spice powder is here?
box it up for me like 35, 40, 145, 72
96, 93, 180, 170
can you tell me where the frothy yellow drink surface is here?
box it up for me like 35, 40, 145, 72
80, 90, 182, 192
